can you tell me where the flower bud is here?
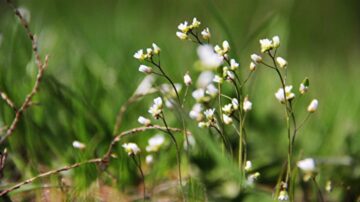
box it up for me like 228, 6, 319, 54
184, 72, 192, 86
272, 35, 280, 48
276, 57, 287, 68
307, 99, 318, 113
251, 54, 262, 63
138, 65, 152, 74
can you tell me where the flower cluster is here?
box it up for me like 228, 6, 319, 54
134, 43, 161, 62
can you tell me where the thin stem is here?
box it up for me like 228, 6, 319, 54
312, 177, 325, 202
131, 155, 146, 200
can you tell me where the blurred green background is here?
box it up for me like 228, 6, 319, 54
0, 0, 359, 201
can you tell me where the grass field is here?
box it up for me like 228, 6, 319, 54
0, 0, 359, 201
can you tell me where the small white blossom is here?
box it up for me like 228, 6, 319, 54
222, 40, 230, 52
276, 57, 287, 68
184, 72, 192, 86
222, 104, 233, 114
152, 43, 160, 54
225, 70, 235, 80
178, 21, 189, 33
259, 38, 273, 53
299, 83, 308, 94
214, 41, 230, 55
246, 172, 260, 186
198, 121, 210, 128
244, 160, 252, 171
272, 36, 280, 48
192, 88, 206, 102
197, 45, 223, 69
176, 31, 188, 40
189, 103, 203, 120
297, 158, 316, 172
138, 116, 151, 126
72, 141, 86, 150
146, 48, 153, 56
204, 108, 215, 120
232, 98, 239, 110
251, 54, 262, 63
243, 97, 252, 112
278, 190, 289, 201
191, 17, 201, 28
275, 86, 295, 103
223, 114, 233, 125
230, 59, 239, 70
134, 49, 146, 60
307, 99, 318, 113
196, 71, 214, 88
122, 143, 141, 156
201, 27, 211, 40
249, 62, 256, 71
148, 97, 163, 118
146, 155, 154, 165
206, 84, 218, 97
146, 134, 165, 152
138, 65, 152, 74
213, 75, 223, 83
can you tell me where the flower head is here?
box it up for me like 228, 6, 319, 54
184, 72, 192, 86
259, 38, 273, 53
230, 59, 239, 70
146, 155, 154, 165
251, 54, 262, 63
276, 57, 287, 68
152, 43, 160, 54
72, 140, 86, 150
122, 143, 141, 156
190, 17, 201, 29
176, 31, 188, 40
213, 75, 223, 83
297, 158, 316, 172
192, 88, 206, 102
232, 98, 239, 110
148, 97, 163, 119
275, 86, 295, 103
189, 103, 203, 120
278, 190, 289, 201
272, 35, 280, 48
243, 97, 252, 112
299, 77, 310, 94
146, 134, 165, 152
249, 62, 256, 71
244, 160, 252, 171
204, 108, 215, 120
307, 99, 318, 113
206, 84, 218, 97
201, 27, 211, 40
138, 116, 151, 126
178, 21, 189, 33
214, 40, 230, 55
138, 65, 152, 74
222, 114, 233, 125
197, 45, 223, 69
134, 49, 146, 60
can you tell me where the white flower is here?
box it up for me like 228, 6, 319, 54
297, 158, 316, 172
214, 41, 230, 55
148, 97, 163, 118
152, 43, 160, 54
138, 116, 151, 126
134, 75, 155, 95
196, 71, 214, 88
213, 75, 223, 83
201, 27, 211, 40
198, 121, 210, 128
146, 48, 153, 56
244, 161, 252, 171
230, 59, 239, 70
206, 84, 218, 97
72, 140, 86, 149
272, 35, 280, 48
184, 72, 192, 86
192, 88, 206, 102
299, 83, 308, 94
122, 143, 141, 156
232, 98, 239, 110
307, 99, 318, 113
259, 38, 273, 53
176, 31, 188, 40
251, 54, 262, 63
222, 104, 233, 114
146, 134, 165, 152
278, 190, 289, 201
146, 155, 154, 165
225, 70, 235, 80
134, 49, 146, 60
243, 97, 252, 112
204, 108, 215, 120
276, 57, 287, 68
249, 62, 256, 71
223, 114, 233, 125
246, 172, 260, 186
191, 17, 201, 28
275, 86, 295, 103
138, 65, 152, 74
178, 21, 189, 32
197, 45, 223, 69
189, 103, 203, 120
